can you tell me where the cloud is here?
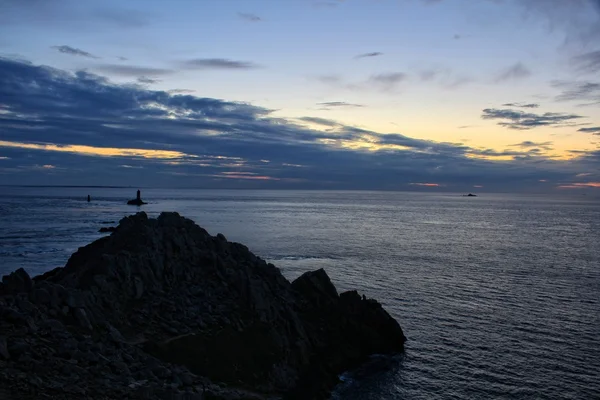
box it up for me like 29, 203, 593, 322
0, 0, 69, 26
578, 126, 600, 135
93, 64, 173, 77
515, 0, 600, 46
410, 183, 441, 187
120, 164, 144, 169
370, 73, 406, 85
369, 72, 407, 91
1, 2, 153, 29
93, 8, 151, 28
494, 63, 532, 82
183, 58, 260, 70
421, 0, 600, 46
0, 140, 192, 160
168, 89, 196, 94
467, 148, 547, 159
313, 1, 345, 8
443, 76, 474, 89
354, 52, 383, 59
419, 69, 439, 81
315, 75, 343, 84
1, 56, 598, 190
315, 73, 407, 92
137, 76, 160, 84
482, 108, 586, 130
572, 50, 600, 73
238, 12, 261, 22
510, 141, 554, 150
557, 182, 600, 189
554, 80, 600, 105
52, 45, 99, 59
298, 117, 341, 127
316, 101, 365, 110
502, 102, 540, 108
418, 67, 474, 89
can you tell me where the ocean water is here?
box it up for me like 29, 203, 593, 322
1, 187, 599, 399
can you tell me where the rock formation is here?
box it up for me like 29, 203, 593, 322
0, 212, 406, 399
127, 189, 147, 205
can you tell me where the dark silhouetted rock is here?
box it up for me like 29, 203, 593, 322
2, 268, 33, 294
127, 189, 147, 206
32, 288, 51, 305
0, 336, 9, 360
1, 212, 406, 399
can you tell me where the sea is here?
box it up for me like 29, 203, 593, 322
1, 187, 599, 399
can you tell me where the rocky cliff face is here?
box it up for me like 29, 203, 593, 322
0, 212, 406, 399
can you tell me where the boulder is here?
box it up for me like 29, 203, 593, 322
291, 268, 339, 307
126, 199, 146, 206
2, 268, 33, 294
0, 336, 9, 360
73, 308, 93, 330
32, 288, 51, 305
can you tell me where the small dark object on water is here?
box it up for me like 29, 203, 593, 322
463, 193, 477, 197
127, 189, 147, 206
99, 227, 116, 233
87, 195, 91, 202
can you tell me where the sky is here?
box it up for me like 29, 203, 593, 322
0, 0, 599, 191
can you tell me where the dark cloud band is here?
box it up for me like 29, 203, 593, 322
482, 108, 585, 130
1, 57, 598, 190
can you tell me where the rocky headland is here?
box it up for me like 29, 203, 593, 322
0, 212, 406, 399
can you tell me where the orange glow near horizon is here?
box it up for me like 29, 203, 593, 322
557, 182, 600, 189
410, 183, 441, 187
0, 140, 193, 160
316, 138, 412, 152
217, 173, 278, 180
465, 153, 517, 161
277, 105, 600, 162
221, 171, 257, 175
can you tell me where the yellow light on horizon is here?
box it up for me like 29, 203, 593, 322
557, 182, 600, 189
0, 140, 193, 160
410, 183, 442, 187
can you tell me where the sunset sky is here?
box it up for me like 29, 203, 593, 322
1, 0, 599, 191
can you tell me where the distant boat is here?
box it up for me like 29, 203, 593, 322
462, 193, 477, 197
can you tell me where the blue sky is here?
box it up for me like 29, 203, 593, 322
0, 0, 599, 190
